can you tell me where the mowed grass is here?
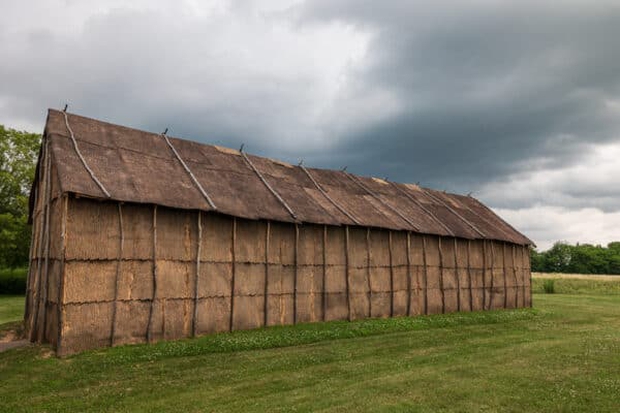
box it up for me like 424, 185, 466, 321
1, 280, 619, 412
0, 295, 25, 325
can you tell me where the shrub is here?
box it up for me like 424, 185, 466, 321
0, 268, 27, 295
542, 279, 555, 294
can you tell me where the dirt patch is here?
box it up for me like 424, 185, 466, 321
0, 322, 29, 352
0, 339, 29, 352
0, 321, 25, 342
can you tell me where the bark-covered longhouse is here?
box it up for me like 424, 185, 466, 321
25, 109, 533, 355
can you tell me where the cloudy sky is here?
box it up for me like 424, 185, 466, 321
2, 0, 619, 250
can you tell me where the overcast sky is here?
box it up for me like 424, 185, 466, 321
2, 0, 619, 250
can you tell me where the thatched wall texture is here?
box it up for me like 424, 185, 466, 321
25, 110, 532, 355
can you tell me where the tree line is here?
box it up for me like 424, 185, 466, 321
0, 124, 40, 268
531, 242, 620, 275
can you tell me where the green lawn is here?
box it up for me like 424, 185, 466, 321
0, 295, 24, 325
1, 281, 619, 412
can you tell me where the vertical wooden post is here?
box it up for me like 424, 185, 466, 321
503, 242, 508, 309
344, 226, 352, 322
322, 225, 327, 322
110, 203, 124, 346
28, 138, 49, 341
293, 223, 299, 324
512, 244, 518, 308
147, 205, 158, 343
488, 241, 496, 310
24, 164, 41, 326
482, 240, 488, 311
37, 138, 53, 342
229, 217, 237, 332
521, 245, 527, 308
422, 235, 429, 315
467, 240, 473, 311
438, 237, 445, 314
366, 228, 372, 317
388, 231, 394, 317
523, 245, 530, 307
453, 239, 461, 312
56, 195, 68, 352
192, 211, 202, 337
406, 232, 412, 317
263, 221, 270, 327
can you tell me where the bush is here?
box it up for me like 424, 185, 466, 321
542, 279, 555, 294
0, 268, 27, 295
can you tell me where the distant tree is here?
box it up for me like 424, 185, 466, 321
544, 242, 573, 273
530, 247, 546, 272
531, 240, 620, 275
606, 242, 620, 274
568, 244, 607, 274
608, 242, 620, 254
0, 125, 41, 268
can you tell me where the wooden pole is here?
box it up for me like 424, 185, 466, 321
301, 165, 360, 225
346, 173, 419, 231
521, 245, 527, 308
422, 235, 429, 315
110, 203, 124, 346
293, 223, 299, 324
467, 240, 473, 311
161, 134, 217, 210
322, 225, 327, 322
390, 182, 454, 236
512, 244, 519, 308
438, 237, 445, 314
345, 226, 352, 321
263, 221, 270, 327
422, 189, 486, 237
454, 238, 461, 312
192, 211, 202, 337
366, 228, 372, 317
241, 152, 296, 220
147, 205, 158, 343
56, 195, 68, 352
524, 245, 531, 307
482, 241, 487, 311
502, 242, 508, 308
388, 231, 394, 317
28, 137, 49, 341
38, 138, 53, 342
406, 232, 412, 316
23, 166, 41, 327
488, 241, 496, 310
229, 217, 237, 331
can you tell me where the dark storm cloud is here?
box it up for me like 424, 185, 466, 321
296, 0, 620, 193
2, 0, 620, 240
0, 3, 357, 158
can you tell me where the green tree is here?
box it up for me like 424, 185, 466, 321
0, 124, 41, 268
544, 242, 573, 273
530, 247, 546, 272
533, 241, 620, 275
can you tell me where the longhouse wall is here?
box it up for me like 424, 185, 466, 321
25, 138, 65, 347
36, 197, 532, 355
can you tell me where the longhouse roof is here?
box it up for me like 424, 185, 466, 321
33, 109, 532, 245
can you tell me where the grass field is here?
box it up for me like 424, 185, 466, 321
1, 278, 619, 412
532, 272, 620, 295
0, 295, 24, 325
